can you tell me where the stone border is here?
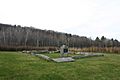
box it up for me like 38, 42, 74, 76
22, 51, 104, 63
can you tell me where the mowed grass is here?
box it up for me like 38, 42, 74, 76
44, 53, 79, 58
0, 52, 120, 80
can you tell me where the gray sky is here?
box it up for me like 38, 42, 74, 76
0, 0, 120, 40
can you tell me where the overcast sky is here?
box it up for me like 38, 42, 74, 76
0, 0, 120, 40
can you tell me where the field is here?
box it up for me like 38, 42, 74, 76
0, 52, 120, 80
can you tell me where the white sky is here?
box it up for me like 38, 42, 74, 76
0, 0, 120, 40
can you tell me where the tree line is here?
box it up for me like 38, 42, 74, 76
0, 23, 120, 51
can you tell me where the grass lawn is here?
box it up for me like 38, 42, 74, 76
0, 51, 120, 80
44, 52, 79, 58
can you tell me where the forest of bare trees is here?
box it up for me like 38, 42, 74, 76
0, 23, 120, 52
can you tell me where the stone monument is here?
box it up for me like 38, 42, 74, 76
60, 45, 69, 57
52, 45, 75, 62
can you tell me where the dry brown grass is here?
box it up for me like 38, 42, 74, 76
70, 47, 120, 53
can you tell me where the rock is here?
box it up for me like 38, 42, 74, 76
72, 53, 104, 59
35, 54, 52, 61
52, 57, 75, 62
